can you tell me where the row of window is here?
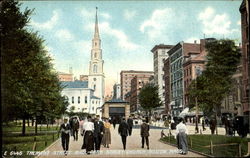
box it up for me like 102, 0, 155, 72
68, 96, 100, 105
171, 59, 182, 73
184, 67, 192, 77
170, 49, 182, 62
171, 71, 183, 81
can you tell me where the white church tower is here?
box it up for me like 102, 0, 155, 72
88, 7, 105, 107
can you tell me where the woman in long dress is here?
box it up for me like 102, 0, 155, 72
102, 118, 111, 148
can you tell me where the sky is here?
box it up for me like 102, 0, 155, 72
20, 0, 242, 95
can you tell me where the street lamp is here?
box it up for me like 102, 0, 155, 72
195, 67, 202, 133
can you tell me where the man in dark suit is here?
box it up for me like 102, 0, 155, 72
72, 117, 79, 141
127, 116, 133, 136
118, 117, 129, 150
93, 115, 104, 152
141, 119, 150, 149
59, 118, 71, 155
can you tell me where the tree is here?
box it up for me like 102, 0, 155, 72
187, 39, 241, 118
138, 83, 163, 116
1, 0, 68, 135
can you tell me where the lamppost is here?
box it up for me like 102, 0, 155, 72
195, 67, 202, 133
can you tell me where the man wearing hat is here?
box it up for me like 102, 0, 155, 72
59, 118, 71, 155
118, 117, 129, 150
140, 119, 150, 149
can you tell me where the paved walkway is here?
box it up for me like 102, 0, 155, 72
36, 125, 204, 158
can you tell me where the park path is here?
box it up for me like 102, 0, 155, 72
36, 125, 204, 158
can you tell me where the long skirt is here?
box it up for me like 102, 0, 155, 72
82, 131, 94, 152
177, 132, 188, 154
102, 128, 111, 146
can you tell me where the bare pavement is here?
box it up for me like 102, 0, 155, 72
36, 125, 204, 158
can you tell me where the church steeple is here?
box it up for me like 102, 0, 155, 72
94, 7, 99, 38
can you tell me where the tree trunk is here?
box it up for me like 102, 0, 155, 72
35, 116, 38, 135
32, 118, 34, 126
27, 119, 30, 127
22, 117, 26, 136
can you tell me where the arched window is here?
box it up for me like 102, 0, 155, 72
94, 52, 97, 58
94, 84, 96, 91
72, 96, 74, 104
93, 65, 97, 73
78, 96, 80, 104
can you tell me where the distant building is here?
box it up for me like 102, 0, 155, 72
113, 83, 121, 99
120, 70, 154, 100
58, 72, 73, 81
104, 95, 113, 102
130, 74, 154, 113
80, 75, 88, 81
151, 44, 173, 114
167, 41, 200, 116
240, 0, 249, 115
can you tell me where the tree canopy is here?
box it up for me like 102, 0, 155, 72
1, 0, 68, 135
138, 83, 163, 114
187, 39, 241, 117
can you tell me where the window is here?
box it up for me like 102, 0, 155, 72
93, 65, 97, 73
94, 85, 96, 91
94, 52, 97, 58
78, 96, 80, 104
95, 42, 97, 46
72, 96, 74, 104
92, 101, 94, 104
85, 96, 87, 104
92, 107, 94, 111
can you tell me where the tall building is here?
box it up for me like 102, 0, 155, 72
163, 58, 171, 114
151, 44, 173, 114
60, 8, 104, 116
183, 39, 207, 107
120, 70, 154, 100
88, 7, 105, 106
113, 83, 121, 99
240, 0, 249, 115
167, 41, 200, 116
130, 74, 154, 113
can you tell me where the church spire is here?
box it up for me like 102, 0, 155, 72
94, 7, 99, 38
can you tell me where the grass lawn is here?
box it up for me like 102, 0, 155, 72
160, 134, 250, 157
2, 123, 61, 158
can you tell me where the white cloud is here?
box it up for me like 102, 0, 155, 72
140, 8, 173, 40
55, 29, 75, 41
124, 9, 137, 20
198, 7, 234, 35
30, 10, 59, 30
100, 13, 111, 19
85, 22, 140, 51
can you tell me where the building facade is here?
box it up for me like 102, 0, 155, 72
167, 42, 200, 116
113, 83, 121, 99
130, 74, 154, 113
151, 44, 173, 111
163, 58, 171, 114
120, 70, 154, 100
58, 72, 73, 81
240, 0, 249, 115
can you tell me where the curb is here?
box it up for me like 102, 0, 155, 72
35, 138, 61, 158
159, 139, 213, 158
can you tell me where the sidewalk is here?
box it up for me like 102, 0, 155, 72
36, 125, 204, 158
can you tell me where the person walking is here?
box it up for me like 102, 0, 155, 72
118, 117, 129, 150
140, 119, 150, 149
209, 118, 216, 135
112, 117, 116, 129
93, 115, 104, 152
81, 116, 94, 155
127, 116, 134, 136
102, 118, 111, 148
72, 117, 80, 141
59, 118, 71, 155
175, 117, 188, 155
